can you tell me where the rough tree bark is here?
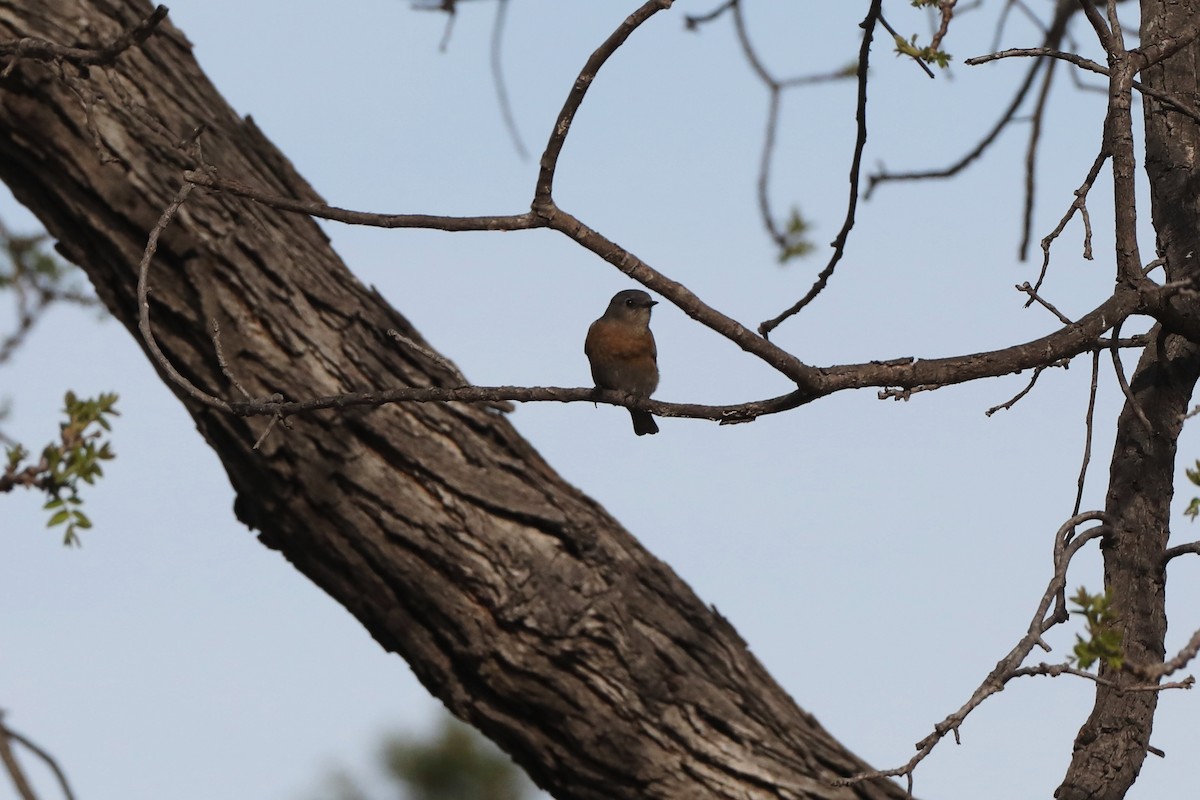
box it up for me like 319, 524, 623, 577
1056, 2, 1200, 797
0, 3, 907, 799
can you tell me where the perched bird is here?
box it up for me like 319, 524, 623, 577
585, 289, 660, 436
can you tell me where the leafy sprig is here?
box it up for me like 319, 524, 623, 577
1, 391, 119, 545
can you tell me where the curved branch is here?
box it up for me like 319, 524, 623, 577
534, 0, 673, 203
866, 56, 1045, 196
0, 717, 76, 800
758, 0, 881, 336
1162, 540, 1200, 563
489, 0, 528, 160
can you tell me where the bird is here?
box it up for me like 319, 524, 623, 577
585, 289, 660, 436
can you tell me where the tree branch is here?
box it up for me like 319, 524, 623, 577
0, 4, 167, 75
758, 0, 881, 336
838, 512, 1108, 789
534, 0, 674, 204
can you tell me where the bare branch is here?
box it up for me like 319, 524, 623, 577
1020, 57, 1058, 259
1074, 350, 1101, 516
137, 181, 231, 414
1017, 281, 1073, 323
211, 320, 252, 401
1011, 661, 1194, 692
1077, 0, 1117, 55
927, 0, 959, 56
534, 0, 674, 203
0, 719, 35, 800
683, 0, 734, 31
0, 715, 76, 800
149, 162, 1158, 424
1035, 149, 1107, 296
716, 2, 855, 260
837, 512, 1108, 788
966, 47, 1200, 124
489, 0, 528, 160
1135, 12, 1200, 69
985, 362, 1058, 416
0, 4, 168, 76
867, 54, 1045, 197
1109, 320, 1153, 432
757, 0, 881, 336
1127, 626, 1200, 681
185, 171, 540, 232
1163, 540, 1200, 563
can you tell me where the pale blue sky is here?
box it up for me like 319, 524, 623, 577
3, 2, 1198, 799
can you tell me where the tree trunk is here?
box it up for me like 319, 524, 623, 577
1055, 2, 1200, 798
0, 2, 905, 798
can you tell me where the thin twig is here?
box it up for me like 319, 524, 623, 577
1109, 320, 1153, 433
878, 384, 944, 402
0, 716, 76, 800
1163, 540, 1200, 563
986, 363, 1053, 416
1017, 282, 1072, 323
489, 0, 528, 160
0, 722, 35, 800
1074, 350, 1101, 517
726, 1, 855, 254
211, 320, 252, 400
533, 0, 674, 204
927, 0, 958, 56
1128, 626, 1200, 681
387, 328, 466, 382
1019, 56, 1057, 260
757, 0, 882, 336
1034, 149, 1107, 297
683, 0, 734, 30
136, 182, 231, 413
0, 4, 168, 76
967, 47, 1200, 124
186, 171, 540, 232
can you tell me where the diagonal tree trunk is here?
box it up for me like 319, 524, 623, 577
0, 2, 906, 798
1056, 2, 1200, 798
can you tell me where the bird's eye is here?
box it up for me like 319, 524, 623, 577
625, 298, 634, 306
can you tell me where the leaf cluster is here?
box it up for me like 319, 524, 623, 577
1069, 587, 1124, 670
1, 391, 119, 546
777, 207, 815, 263
0, 232, 62, 283
1183, 459, 1200, 521
893, 34, 952, 69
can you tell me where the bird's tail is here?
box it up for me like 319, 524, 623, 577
630, 409, 659, 436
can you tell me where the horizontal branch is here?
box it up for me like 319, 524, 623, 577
184, 171, 541, 232
172, 170, 1190, 424
965, 47, 1200, 125
226, 385, 806, 425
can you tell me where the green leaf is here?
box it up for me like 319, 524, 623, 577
46, 509, 71, 527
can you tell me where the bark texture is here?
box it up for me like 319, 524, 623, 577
1055, 2, 1200, 798
0, 3, 906, 799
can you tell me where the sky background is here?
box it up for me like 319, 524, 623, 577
3, 1, 1199, 799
